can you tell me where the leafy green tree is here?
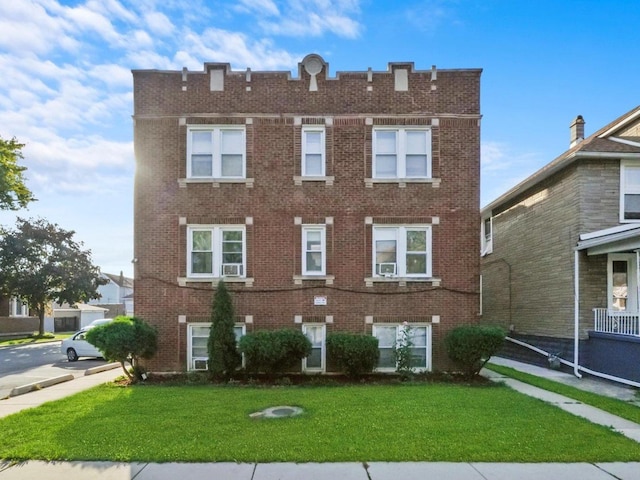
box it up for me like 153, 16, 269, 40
86, 316, 158, 381
0, 217, 107, 335
0, 136, 35, 210
207, 280, 241, 378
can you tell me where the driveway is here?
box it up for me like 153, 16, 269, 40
0, 342, 107, 398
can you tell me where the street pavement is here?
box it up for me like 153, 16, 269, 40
0, 355, 639, 479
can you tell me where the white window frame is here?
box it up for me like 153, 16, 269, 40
372, 127, 432, 179
187, 226, 246, 279
302, 225, 326, 276
301, 126, 326, 177
481, 216, 493, 256
372, 225, 432, 278
372, 323, 432, 372
10, 297, 28, 317
302, 323, 326, 372
620, 160, 640, 222
187, 126, 246, 179
187, 322, 246, 371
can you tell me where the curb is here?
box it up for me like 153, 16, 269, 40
9, 374, 74, 397
84, 362, 120, 376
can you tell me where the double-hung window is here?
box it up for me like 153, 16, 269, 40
621, 161, 640, 221
10, 297, 28, 317
188, 226, 246, 278
373, 128, 431, 179
302, 226, 326, 275
481, 217, 493, 255
373, 226, 431, 277
187, 126, 245, 179
372, 324, 431, 372
188, 323, 245, 371
302, 127, 325, 177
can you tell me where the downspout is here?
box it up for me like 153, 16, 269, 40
573, 249, 582, 378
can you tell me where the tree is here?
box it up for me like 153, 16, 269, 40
86, 316, 158, 381
0, 217, 107, 335
207, 280, 241, 378
0, 136, 35, 210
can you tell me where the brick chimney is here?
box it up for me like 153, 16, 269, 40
570, 115, 585, 148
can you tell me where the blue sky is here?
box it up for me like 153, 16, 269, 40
0, 0, 638, 278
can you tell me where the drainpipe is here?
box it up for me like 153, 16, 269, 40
573, 250, 582, 378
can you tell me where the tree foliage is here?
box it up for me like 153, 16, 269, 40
0, 136, 35, 210
207, 280, 241, 378
0, 217, 107, 335
86, 316, 158, 381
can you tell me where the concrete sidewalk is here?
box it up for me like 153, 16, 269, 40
1, 357, 639, 479
1, 460, 640, 479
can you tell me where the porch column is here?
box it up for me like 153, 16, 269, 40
573, 249, 582, 378
636, 250, 640, 314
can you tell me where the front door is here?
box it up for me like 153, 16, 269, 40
608, 254, 638, 312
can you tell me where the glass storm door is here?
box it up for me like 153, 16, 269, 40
608, 254, 638, 312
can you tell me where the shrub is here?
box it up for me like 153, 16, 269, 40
86, 316, 158, 382
326, 333, 379, 377
207, 280, 241, 379
444, 325, 506, 377
239, 329, 312, 374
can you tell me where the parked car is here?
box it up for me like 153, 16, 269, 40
61, 327, 104, 362
88, 318, 114, 327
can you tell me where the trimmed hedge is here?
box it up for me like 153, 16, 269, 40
326, 333, 379, 377
444, 325, 506, 377
239, 329, 312, 374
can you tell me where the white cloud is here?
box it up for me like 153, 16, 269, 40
144, 11, 175, 35
236, 0, 280, 16
178, 28, 300, 70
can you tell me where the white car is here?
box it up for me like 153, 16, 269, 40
61, 327, 104, 362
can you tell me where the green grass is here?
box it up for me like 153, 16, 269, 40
0, 332, 72, 347
0, 382, 639, 463
486, 363, 640, 424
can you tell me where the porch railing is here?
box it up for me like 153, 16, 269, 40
593, 308, 640, 336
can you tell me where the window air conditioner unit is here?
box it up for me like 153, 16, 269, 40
193, 359, 208, 370
378, 263, 397, 276
222, 263, 243, 276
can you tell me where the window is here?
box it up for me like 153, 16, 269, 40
10, 297, 28, 317
187, 126, 245, 178
481, 217, 493, 256
621, 161, 640, 221
373, 226, 431, 277
188, 226, 245, 278
608, 254, 637, 312
188, 323, 245, 371
372, 324, 431, 372
302, 226, 326, 275
302, 324, 325, 372
302, 127, 325, 177
373, 128, 431, 179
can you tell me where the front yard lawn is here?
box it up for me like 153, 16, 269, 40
1, 382, 639, 463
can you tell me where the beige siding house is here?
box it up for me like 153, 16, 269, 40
482, 106, 640, 385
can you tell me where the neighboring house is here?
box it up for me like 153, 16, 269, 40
0, 296, 37, 337
46, 303, 109, 332
88, 272, 134, 316
133, 54, 482, 373
481, 106, 640, 385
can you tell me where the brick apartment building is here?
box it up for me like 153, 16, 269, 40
132, 54, 482, 373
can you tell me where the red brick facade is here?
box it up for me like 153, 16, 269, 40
132, 55, 481, 372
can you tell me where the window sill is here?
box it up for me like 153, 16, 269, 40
178, 178, 254, 188
364, 178, 441, 188
364, 277, 441, 287
293, 275, 335, 285
178, 277, 254, 287
293, 176, 334, 186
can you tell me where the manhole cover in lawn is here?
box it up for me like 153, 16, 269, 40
249, 406, 303, 419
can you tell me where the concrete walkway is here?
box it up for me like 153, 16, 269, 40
0, 357, 639, 479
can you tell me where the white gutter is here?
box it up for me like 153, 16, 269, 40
574, 250, 582, 378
